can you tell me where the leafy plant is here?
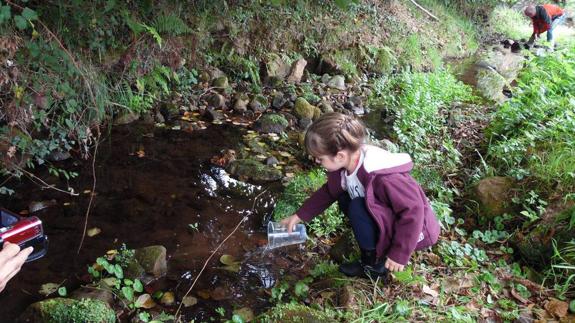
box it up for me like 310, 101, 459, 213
272, 168, 345, 238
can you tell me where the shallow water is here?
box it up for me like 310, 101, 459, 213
0, 122, 309, 321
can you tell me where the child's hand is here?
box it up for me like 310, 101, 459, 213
280, 214, 302, 233
385, 258, 404, 272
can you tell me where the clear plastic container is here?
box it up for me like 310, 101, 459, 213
267, 221, 307, 249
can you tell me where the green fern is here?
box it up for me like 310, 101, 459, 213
152, 14, 191, 36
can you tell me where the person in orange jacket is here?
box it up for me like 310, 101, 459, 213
524, 4, 566, 49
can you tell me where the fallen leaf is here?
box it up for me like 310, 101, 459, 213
220, 255, 238, 266
545, 298, 569, 318
278, 151, 292, 158
136, 149, 145, 158
233, 307, 254, 322
83, 190, 91, 194
197, 290, 210, 299
135, 293, 156, 309
39, 283, 59, 296
422, 284, 439, 298
87, 227, 101, 237
182, 295, 197, 307
211, 286, 230, 301
160, 291, 175, 306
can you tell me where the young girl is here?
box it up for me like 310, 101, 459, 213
280, 112, 440, 278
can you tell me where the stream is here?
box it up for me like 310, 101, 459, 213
0, 122, 313, 322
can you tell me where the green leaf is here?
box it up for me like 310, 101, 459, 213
0, 5, 11, 24
122, 286, 134, 301
138, 312, 151, 323
14, 15, 29, 30
294, 281, 309, 298
58, 286, 67, 297
133, 279, 144, 293
114, 264, 124, 279
21, 7, 38, 21
232, 314, 244, 323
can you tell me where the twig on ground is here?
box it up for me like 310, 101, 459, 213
409, 0, 439, 21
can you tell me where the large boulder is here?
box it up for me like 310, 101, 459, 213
475, 50, 525, 102
227, 159, 282, 182
19, 298, 115, 323
327, 75, 346, 91
472, 176, 515, 219
253, 113, 289, 134
135, 245, 167, 278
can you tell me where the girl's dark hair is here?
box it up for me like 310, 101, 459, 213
304, 112, 366, 157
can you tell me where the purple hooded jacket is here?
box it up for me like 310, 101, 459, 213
296, 145, 440, 265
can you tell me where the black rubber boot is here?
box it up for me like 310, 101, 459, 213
339, 249, 389, 278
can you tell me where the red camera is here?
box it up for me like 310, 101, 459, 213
0, 208, 48, 262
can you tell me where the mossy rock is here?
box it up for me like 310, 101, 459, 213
259, 303, 338, 323
212, 76, 229, 89
313, 106, 322, 120
134, 245, 167, 278
513, 205, 575, 267
472, 176, 515, 219
227, 159, 282, 182
476, 69, 506, 102
19, 298, 115, 323
294, 97, 316, 120
253, 113, 289, 134
372, 46, 397, 75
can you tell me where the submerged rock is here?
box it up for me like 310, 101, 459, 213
135, 245, 167, 278
227, 159, 282, 182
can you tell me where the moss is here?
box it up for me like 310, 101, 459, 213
259, 303, 339, 323
24, 298, 116, 323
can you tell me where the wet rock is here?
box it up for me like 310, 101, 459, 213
294, 97, 315, 120
29, 199, 57, 213
113, 112, 139, 125
233, 94, 250, 113
19, 298, 115, 323
321, 73, 331, 84
141, 112, 155, 124
154, 111, 165, 123
266, 156, 279, 166
206, 93, 226, 109
124, 258, 146, 280
501, 39, 513, 48
135, 245, 167, 278
253, 113, 288, 134
327, 75, 346, 90
212, 76, 229, 89
272, 93, 287, 109
511, 42, 521, 53
299, 117, 312, 129
329, 234, 357, 263
205, 108, 224, 123
249, 95, 268, 113
287, 58, 307, 84
472, 177, 515, 219
265, 53, 290, 81
206, 67, 225, 80
70, 287, 114, 306
227, 159, 282, 182
318, 100, 334, 113
475, 50, 525, 102
46, 150, 71, 162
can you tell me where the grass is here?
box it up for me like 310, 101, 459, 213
489, 6, 532, 40
487, 46, 575, 191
